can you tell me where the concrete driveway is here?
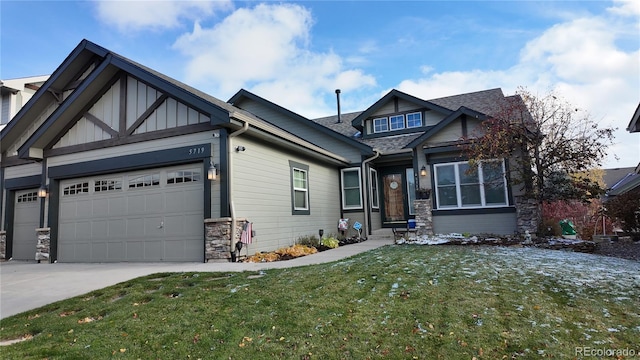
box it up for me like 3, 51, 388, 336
0, 239, 389, 319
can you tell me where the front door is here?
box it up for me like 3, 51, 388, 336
380, 168, 416, 226
382, 173, 405, 223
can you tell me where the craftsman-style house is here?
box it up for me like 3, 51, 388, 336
0, 39, 534, 263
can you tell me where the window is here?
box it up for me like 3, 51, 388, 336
167, 170, 201, 184
373, 117, 389, 133
406, 168, 416, 215
128, 174, 160, 189
17, 191, 38, 203
406, 112, 422, 128
63, 182, 89, 196
95, 179, 122, 192
370, 168, 379, 209
434, 160, 508, 209
389, 115, 405, 130
341, 168, 362, 209
289, 161, 310, 215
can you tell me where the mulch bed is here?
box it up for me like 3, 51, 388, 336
593, 240, 640, 261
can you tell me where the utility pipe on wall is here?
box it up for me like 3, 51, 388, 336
228, 119, 249, 261
361, 150, 380, 237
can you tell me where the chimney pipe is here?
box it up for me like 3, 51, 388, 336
335, 89, 341, 123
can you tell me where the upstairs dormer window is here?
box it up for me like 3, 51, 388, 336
373, 117, 389, 133
372, 112, 423, 134
406, 112, 422, 128
389, 115, 405, 130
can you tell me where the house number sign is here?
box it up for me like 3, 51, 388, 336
188, 146, 206, 155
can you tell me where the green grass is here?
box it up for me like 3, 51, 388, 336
1, 246, 639, 359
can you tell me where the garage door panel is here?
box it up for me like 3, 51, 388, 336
146, 193, 164, 214
108, 219, 126, 237
92, 243, 107, 261
91, 220, 108, 238
92, 198, 109, 216
59, 165, 204, 262
109, 197, 126, 215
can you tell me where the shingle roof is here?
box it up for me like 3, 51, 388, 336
427, 88, 507, 117
311, 88, 511, 154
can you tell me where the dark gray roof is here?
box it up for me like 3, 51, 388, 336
603, 167, 636, 189
428, 88, 507, 117
311, 88, 512, 154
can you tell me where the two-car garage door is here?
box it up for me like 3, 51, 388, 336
58, 165, 204, 262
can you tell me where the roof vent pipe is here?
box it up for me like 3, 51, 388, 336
335, 89, 341, 123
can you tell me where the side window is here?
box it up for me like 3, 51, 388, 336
370, 168, 379, 209
289, 161, 310, 215
341, 168, 362, 210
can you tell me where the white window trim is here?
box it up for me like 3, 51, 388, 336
293, 167, 309, 211
406, 112, 423, 128
389, 114, 405, 130
341, 167, 363, 210
369, 168, 379, 209
373, 117, 389, 133
434, 160, 508, 210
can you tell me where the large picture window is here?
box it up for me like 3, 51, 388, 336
341, 168, 362, 209
434, 160, 508, 209
289, 161, 310, 215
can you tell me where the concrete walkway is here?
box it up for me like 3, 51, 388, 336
0, 239, 391, 319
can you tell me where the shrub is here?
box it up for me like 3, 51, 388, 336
321, 237, 339, 249
297, 235, 320, 247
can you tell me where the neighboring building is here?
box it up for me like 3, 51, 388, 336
627, 102, 639, 133
1, 76, 50, 130
0, 39, 534, 263
606, 102, 640, 197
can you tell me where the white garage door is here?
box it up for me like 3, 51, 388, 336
58, 165, 204, 262
13, 189, 40, 260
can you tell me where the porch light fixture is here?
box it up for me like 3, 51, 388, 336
207, 162, 218, 181
420, 166, 427, 177
37, 185, 48, 198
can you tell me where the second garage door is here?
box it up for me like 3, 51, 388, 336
58, 165, 204, 262
12, 189, 40, 260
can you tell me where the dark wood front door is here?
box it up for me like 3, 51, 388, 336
382, 173, 405, 223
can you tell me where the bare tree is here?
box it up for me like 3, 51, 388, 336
463, 87, 616, 224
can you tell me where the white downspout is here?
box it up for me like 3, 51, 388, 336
228, 120, 249, 260
361, 150, 380, 237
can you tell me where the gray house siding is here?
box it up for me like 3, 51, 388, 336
433, 212, 517, 235
230, 135, 342, 253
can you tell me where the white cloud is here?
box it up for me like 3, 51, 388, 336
95, 0, 232, 32
172, 3, 376, 117
396, 1, 640, 168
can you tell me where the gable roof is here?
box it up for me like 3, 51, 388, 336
351, 89, 453, 131
228, 89, 372, 154
428, 88, 508, 117
603, 167, 636, 190
404, 106, 488, 149
628, 102, 640, 133
12, 40, 234, 159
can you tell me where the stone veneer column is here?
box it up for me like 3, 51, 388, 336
0, 231, 6, 260
35, 228, 51, 263
204, 217, 249, 262
514, 196, 540, 237
414, 199, 434, 236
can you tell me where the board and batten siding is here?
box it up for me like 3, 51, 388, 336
235, 99, 363, 163
231, 135, 342, 253
433, 213, 517, 235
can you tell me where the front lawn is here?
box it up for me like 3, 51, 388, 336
1, 246, 639, 359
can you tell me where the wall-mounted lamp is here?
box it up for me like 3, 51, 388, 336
420, 166, 427, 177
37, 185, 48, 198
207, 162, 218, 181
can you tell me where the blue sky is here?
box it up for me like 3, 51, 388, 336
1, 0, 639, 168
